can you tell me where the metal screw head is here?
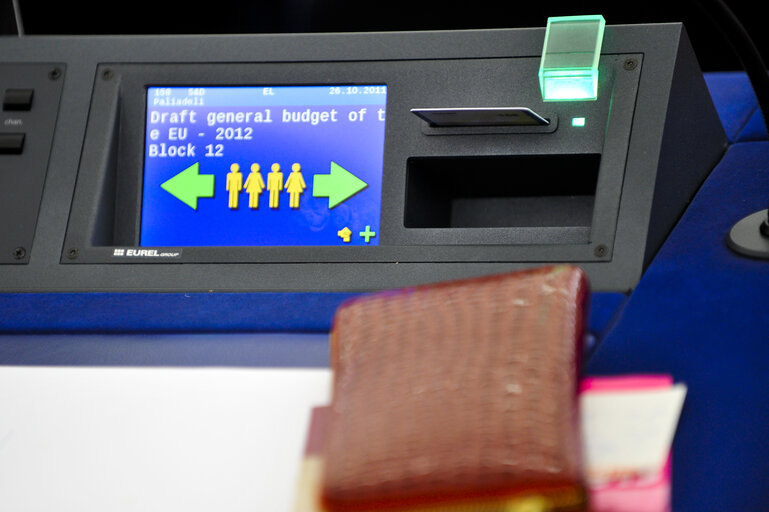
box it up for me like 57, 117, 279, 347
594, 244, 608, 257
101, 69, 113, 80
48, 68, 62, 80
623, 58, 638, 71
12, 247, 26, 260
66, 248, 79, 260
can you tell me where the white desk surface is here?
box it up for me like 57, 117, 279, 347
0, 366, 332, 512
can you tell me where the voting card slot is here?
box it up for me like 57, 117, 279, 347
412, 108, 557, 135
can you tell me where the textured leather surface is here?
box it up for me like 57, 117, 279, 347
322, 266, 589, 511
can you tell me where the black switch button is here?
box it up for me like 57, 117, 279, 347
0, 133, 25, 154
3, 89, 34, 111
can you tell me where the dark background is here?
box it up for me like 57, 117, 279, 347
4, 0, 769, 71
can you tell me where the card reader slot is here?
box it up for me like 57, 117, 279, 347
411, 107, 549, 127
413, 108, 558, 136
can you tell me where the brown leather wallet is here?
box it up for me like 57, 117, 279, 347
321, 265, 590, 512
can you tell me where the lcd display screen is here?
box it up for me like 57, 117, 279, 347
140, 85, 387, 246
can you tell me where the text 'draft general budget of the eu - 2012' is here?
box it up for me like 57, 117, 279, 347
140, 85, 387, 247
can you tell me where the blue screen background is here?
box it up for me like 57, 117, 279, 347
140, 86, 387, 247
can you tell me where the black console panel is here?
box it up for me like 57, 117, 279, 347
0, 63, 64, 264
0, 24, 726, 292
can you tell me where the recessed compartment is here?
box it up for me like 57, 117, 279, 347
404, 154, 600, 229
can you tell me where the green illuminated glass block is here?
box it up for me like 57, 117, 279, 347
539, 15, 605, 101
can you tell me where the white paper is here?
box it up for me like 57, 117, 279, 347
0, 366, 332, 512
580, 383, 687, 482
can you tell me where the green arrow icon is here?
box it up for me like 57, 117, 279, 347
312, 161, 368, 209
160, 162, 215, 210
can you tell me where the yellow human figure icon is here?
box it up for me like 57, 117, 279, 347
285, 163, 307, 209
267, 163, 284, 209
226, 163, 243, 209
244, 163, 266, 209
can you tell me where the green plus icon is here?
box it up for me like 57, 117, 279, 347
359, 225, 376, 244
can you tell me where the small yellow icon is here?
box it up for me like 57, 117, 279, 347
244, 163, 266, 209
337, 227, 352, 243
226, 163, 243, 209
285, 162, 307, 209
267, 163, 284, 209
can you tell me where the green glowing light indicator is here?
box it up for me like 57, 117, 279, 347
572, 117, 586, 127
539, 15, 605, 102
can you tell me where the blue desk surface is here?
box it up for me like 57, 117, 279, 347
2, 72, 769, 511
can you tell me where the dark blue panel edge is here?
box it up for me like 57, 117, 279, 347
1, 290, 626, 336
704, 72, 759, 143
0, 292, 358, 333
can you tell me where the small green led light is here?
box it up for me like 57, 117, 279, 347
539, 15, 605, 102
572, 117, 586, 127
